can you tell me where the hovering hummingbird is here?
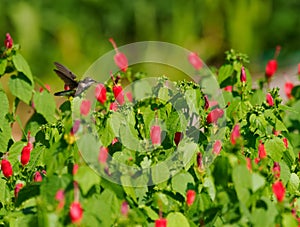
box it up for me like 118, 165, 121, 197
53, 62, 96, 97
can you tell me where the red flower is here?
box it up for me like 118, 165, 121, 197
174, 132, 183, 146
72, 164, 79, 175
21, 142, 33, 166
109, 102, 118, 111
224, 86, 232, 92
188, 52, 203, 70
272, 181, 285, 202
34, 171, 43, 182
258, 141, 267, 159
230, 124, 240, 145
126, 92, 133, 102
186, 190, 196, 206
265, 59, 278, 78
4, 33, 13, 49
155, 218, 167, 227
240, 66, 246, 83
55, 189, 65, 210
284, 81, 294, 99
95, 83, 107, 104
266, 93, 274, 106
272, 162, 280, 179
206, 108, 224, 124
14, 183, 24, 198
109, 38, 128, 72
69, 202, 83, 224
150, 125, 161, 145
80, 100, 91, 116
98, 147, 109, 164
212, 140, 222, 155
113, 85, 125, 105
283, 137, 288, 149
1, 159, 13, 178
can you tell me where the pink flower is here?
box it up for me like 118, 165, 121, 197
246, 158, 252, 171
111, 137, 118, 145
150, 125, 161, 145
69, 202, 83, 224
224, 86, 232, 92
4, 33, 13, 49
240, 66, 246, 83
155, 218, 167, 227
71, 120, 80, 135
284, 81, 294, 99
109, 38, 128, 72
34, 171, 43, 182
265, 59, 278, 78
174, 132, 183, 146
272, 162, 280, 179
1, 159, 13, 178
14, 183, 24, 198
121, 201, 129, 217
186, 190, 196, 206
230, 124, 240, 145
272, 181, 285, 202
80, 100, 91, 116
95, 83, 107, 104
72, 164, 79, 175
98, 147, 109, 164
283, 138, 288, 149
258, 141, 267, 159
109, 102, 118, 111
113, 85, 125, 105
188, 52, 202, 70
206, 108, 224, 124
126, 92, 133, 102
212, 140, 222, 155
266, 93, 274, 106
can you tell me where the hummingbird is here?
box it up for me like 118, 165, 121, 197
53, 62, 96, 97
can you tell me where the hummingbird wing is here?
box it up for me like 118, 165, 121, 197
53, 62, 78, 90
54, 90, 76, 97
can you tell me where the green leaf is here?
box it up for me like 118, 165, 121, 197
0, 58, 7, 75
74, 166, 101, 195
203, 176, 216, 201
143, 206, 159, 221
232, 165, 251, 202
252, 173, 265, 192
15, 183, 40, 207
0, 119, 11, 151
171, 172, 194, 197
33, 91, 56, 122
151, 162, 170, 184
0, 178, 9, 204
8, 74, 33, 104
279, 161, 291, 185
282, 213, 298, 227
166, 212, 190, 227
265, 137, 285, 162
218, 64, 234, 85
287, 173, 299, 194
120, 175, 137, 203
12, 53, 33, 82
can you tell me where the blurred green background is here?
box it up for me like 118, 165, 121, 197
0, 0, 299, 87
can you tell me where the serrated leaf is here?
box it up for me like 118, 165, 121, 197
12, 53, 33, 82
8, 74, 33, 104
74, 166, 101, 195
33, 91, 56, 123
288, 173, 299, 194
203, 177, 216, 201
279, 161, 291, 185
171, 172, 194, 197
166, 212, 190, 227
265, 137, 285, 162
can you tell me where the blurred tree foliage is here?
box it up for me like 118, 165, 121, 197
0, 0, 299, 85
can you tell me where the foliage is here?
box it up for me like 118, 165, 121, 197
1, 37, 300, 227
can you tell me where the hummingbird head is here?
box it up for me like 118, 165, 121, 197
75, 77, 97, 96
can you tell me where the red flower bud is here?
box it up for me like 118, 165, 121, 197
206, 108, 224, 124
155, 218, 167, 227
121, 201, 129, 217
174, 132, 183, 146
230, 124, 240, 145
188, 52, 203, 70
4, 33, 13, 49
71, 120, 80, 135
80, 100, 91, 116
113, 85, 125, 105
109, 102, 118, 111
21, 143, 33, 166
186, 190, 196, 206
109, 38, 128, 72
283, 137, 288, 149
72, 164, 79, 175
55, 189, 65, 210
240, 66, 246, 83
111, 137, 118, 145
14, 183, 24, 198
95, 83, 107, 104
246, 158, 252, 171
98, 147, 109, 164
34, 171, 43, 182
126, 92, 133, 102
204, 95, 209, 110
298, 63, 300, 75
224, 86, 232, 92
39, 84, 51, 92
284, 81, 294, 99
266, 93, 274, 106
150, 125, 161, 145
212, 140, 222, 155
197, 152, 203, 171
265, 59, 278, 78
258, 141, 267, 159
69, 202, 83, 224
272, 162, 280, 179
1, 159, 13, 178
272, 181, 285, 202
